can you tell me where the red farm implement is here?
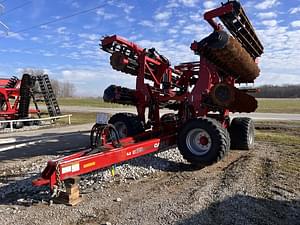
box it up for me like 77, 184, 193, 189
0, 74, 38, 129
33, 0, 263, 195
0, 74, 61, 129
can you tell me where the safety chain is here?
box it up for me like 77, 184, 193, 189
51, 161, 65, 198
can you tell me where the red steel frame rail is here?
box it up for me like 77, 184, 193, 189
0, 88, 22, 118
33, 132, 177, 189
203, 1, 263, 58
204, 2, 234, 30
101, 35, 232, 127
0, 78, 10, 87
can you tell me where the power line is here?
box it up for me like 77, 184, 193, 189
13, 2, 112, 34
0, 2, 8, 33
1, 0, 82, 18
1, 1, 32, 17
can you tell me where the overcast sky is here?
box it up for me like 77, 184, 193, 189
0, 0, 300, 96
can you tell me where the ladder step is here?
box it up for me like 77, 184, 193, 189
36, 74, 61, 116
34, 99, 45, 102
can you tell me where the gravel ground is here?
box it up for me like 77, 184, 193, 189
0, 128, 299, 225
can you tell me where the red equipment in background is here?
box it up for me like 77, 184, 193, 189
0, 75, 39, 129
33, 0, 263, 193
0, 77, 22, 119
0, 77, 21, 110
0, 78, 12, 87
0, 73, 61, 129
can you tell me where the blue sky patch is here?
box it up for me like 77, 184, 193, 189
0, 0, 299, 96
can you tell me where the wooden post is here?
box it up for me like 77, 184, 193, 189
53, 176, 82, 206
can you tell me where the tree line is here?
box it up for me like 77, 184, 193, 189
49, 80, 299, 98
50, 79, 76, 98
252, 85, 300, 98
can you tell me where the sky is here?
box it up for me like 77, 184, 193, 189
0, 0, 300, 96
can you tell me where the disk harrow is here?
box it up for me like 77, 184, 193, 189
0, 74, 37, 122
0, 73, 61, 129
5, 76, 19, 88
103, 85, 137, 106
33, 0, 264, 201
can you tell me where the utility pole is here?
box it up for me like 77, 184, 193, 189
0, 3, 9, 34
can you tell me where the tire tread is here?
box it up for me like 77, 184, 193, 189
229, 117, 254, 150
108, 113, 144, 137
178, 117, 230, 166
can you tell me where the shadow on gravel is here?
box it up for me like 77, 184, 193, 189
0, 173, 50, 205
176, 194, 300, 225
0, 131, 90, 161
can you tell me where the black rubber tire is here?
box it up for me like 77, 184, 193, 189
229, 117, 254, 150
160, 113, 177, 123
0, 118, 6, 129
18, 74, 31, 119
178, 117, 230, 167
24, 119, 35, 126
108, 113, 144, 138
34, 120, 42, 126
13, 121, 24, 129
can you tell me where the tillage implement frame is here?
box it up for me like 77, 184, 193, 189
33, 1, 263, 193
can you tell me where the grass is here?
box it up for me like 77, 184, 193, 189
256, 98, 300, 114
57, 112, 97, 125
255, 120, 300, 127
255, 120, 300, 174
255, 130, 300, 146
255, 121, 300, 176
255, 121, 300, 146
255, 120, 300, 145
57, 97, 130, 108
56, 98, 300, 114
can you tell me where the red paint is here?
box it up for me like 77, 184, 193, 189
33, 0, 262, 191
0, 78, 39, 119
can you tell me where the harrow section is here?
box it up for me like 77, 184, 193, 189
0, 73, 61, 129
192, 0, 263, 83
192, 31, 260, 82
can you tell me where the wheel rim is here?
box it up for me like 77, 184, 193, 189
186, 128, 212, 156
248, 126, 254, 146
113, 121, 128, 138
0, 121, 6, 129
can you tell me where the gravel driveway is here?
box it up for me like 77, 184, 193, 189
0, 127, 299, 225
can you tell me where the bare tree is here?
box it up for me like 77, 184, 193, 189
50, 79, 60, 97
50, 79, 76, 98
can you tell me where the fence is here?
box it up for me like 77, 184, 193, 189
0, 114, 72, 132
